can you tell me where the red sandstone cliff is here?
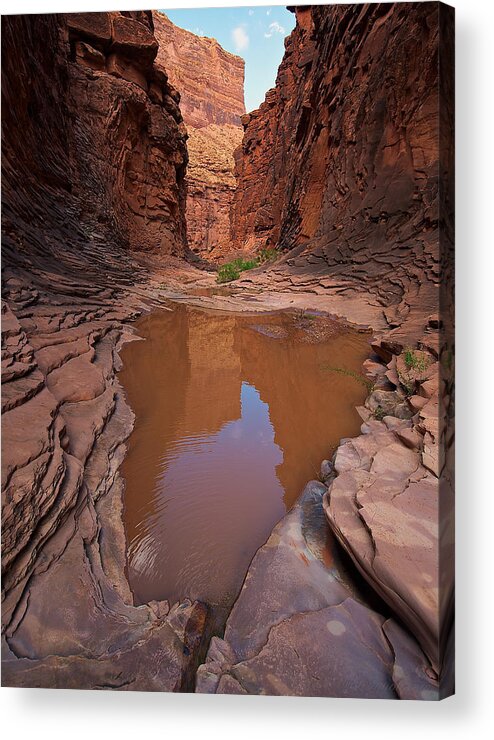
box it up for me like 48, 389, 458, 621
67, 11, 189, 255
231, 3, 453, 327
152, 11, 244, 129
153, 11, 245, 258
2, 11, 189, 260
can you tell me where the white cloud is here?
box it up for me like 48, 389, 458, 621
232, 25, 249, 52
264, 21, 286, 38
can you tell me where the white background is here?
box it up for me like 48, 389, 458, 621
0, 0, 493, 737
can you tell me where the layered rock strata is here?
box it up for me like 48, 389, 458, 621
152, 11, 244, 129
153, 11, 245, 258
66, 11, 189, 255
184, 124, 244, 259
231, 3, 452, 333
1, 12, 207, 690
1, 263, 209, 690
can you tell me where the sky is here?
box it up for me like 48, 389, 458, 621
162, 6, 296, 112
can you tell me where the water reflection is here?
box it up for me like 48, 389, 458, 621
119, 305, 370, 610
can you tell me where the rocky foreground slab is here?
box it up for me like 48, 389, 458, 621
196, 481, 440, 699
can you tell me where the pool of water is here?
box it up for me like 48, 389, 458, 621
118, 304, 370, 612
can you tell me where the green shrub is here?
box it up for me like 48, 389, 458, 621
399, 347, 431, 396
216, 250, 280, 283
217, 263, 240, 283
217, 258, 259, 283
374, 405, 386, 421
236, 258, 258, 271
403, 348, 429, 373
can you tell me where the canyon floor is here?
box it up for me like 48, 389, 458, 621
1, 245, 453, 698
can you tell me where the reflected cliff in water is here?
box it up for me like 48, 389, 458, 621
119, 305, 370, 612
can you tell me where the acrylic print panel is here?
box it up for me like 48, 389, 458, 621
1, 3, 454, 698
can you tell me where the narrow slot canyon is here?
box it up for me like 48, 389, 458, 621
1, 6, 454, 698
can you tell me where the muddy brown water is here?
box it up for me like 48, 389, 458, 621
119, 304, 370, 615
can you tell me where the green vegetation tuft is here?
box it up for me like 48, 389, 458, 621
295, 308, 319, 322
216, 248, 279, 283
403, 348, 429, 373
373, 405, 386, 421
398, 347, 432, 396
217, 258, 258, 283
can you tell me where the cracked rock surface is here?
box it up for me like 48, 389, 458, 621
196, 482, 440, 700
323, 346, 454, 676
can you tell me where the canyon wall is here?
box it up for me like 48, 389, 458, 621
232, 3, 452, 329
153, 11, 245, 259
2, 11, 189, 261
1, 5, 454, 695
66, 11, 189, 255
2, 12, 208, 690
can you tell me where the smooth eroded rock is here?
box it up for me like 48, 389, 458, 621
197, 481, 438, 699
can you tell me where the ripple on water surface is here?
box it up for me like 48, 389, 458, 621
118, 305, 370, 611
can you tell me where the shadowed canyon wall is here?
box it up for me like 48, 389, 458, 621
66, 11, 190, 255
153, 11, 245, 259
232, 3, 452, 328
2, 11, 188, 261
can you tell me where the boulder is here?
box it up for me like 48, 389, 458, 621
66, 12, 112, 47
